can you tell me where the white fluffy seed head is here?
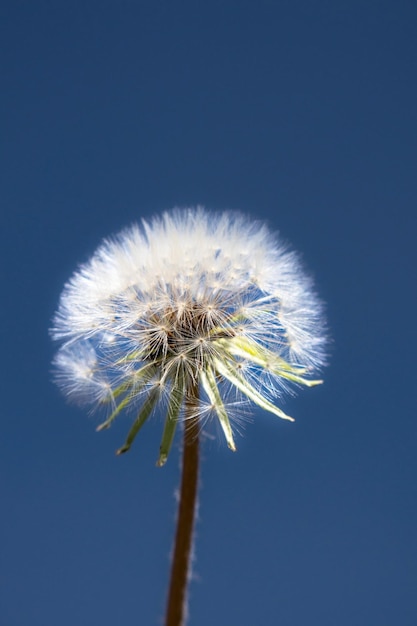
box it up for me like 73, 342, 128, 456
51, 207, 327, 460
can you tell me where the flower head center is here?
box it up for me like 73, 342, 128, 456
144, 301, 232, 370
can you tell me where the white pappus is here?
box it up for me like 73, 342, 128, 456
51, 207, 327, 464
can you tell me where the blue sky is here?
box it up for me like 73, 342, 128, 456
1, 1, 416, 625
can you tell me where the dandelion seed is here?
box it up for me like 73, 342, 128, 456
51, 207, 326, 461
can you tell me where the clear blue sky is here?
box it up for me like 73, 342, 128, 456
1, 1, 416, 625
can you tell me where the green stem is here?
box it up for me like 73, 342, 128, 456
165, 381, 200, 626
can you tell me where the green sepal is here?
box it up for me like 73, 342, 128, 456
200, 367, 236, 451
96, 363, 157, 431
116, 349, 145, 364
115, 386, 160, 455
214, 357, 295, 422
99, 381, 129, 404
156, 382, 185, 467
217, 336, 323, 387
96, 393, 132, 432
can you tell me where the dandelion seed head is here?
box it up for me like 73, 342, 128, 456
52, 207, 327, 460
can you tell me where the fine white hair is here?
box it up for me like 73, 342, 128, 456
52, 208, 327, 460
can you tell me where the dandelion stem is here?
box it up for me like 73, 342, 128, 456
165, 381, 199, 626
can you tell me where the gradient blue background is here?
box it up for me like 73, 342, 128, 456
1, 2, 416, 625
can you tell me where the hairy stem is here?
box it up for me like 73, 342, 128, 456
165, 382, 200, 626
